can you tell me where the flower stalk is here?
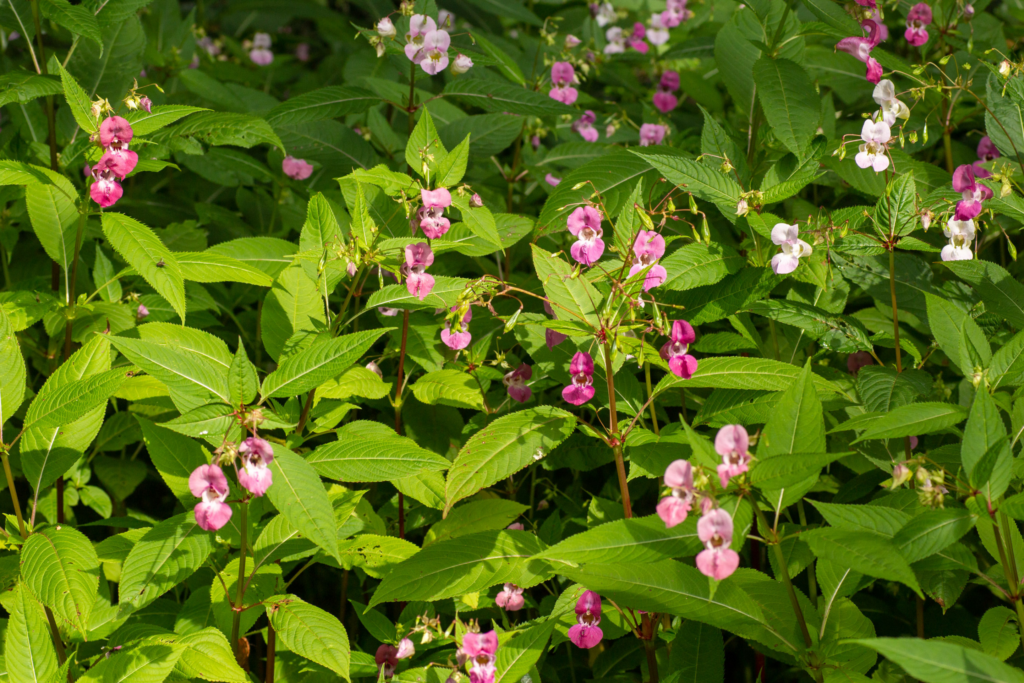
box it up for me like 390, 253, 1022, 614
231, 499, 250, 666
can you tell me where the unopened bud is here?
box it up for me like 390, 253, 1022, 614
890, 462, 913, 489
366, 360, 383, 379
469, 193, 484, 208
736, 199, 749, 217
920, 210, 933, 231
377, 17, 396, 37
1000, 60, 1013, 78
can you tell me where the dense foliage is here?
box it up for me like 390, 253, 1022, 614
2, 0, 1024, 680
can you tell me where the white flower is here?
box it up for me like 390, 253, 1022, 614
943, 217, 975, 242
252, 32, 272, 49
377, 17, 396, 38
769, 223, 812, 275
941, 243, 973, 261
647, 13, 670, 45
594, 2, 617, 26
854, 119, 891, 173
872, 79, 910, 126
604, 26, 626, 54
452, 53, 473, 74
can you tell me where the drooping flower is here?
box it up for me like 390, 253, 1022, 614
660, 320, 698, 379
418, 205, 451, 239
847, 350, 874, 375
836, 20, 883, 83
628, 22, 649, 53
89, 160, 124, 208
567, 205, 605, 266
715, 425, 752, 488
99, 116, 133, 148
419, 29, 451, 74
854, 119, 891, 172
591, 2, 617, 26
462, 631, 498, 683
952, 164, 992, 220
503, 364, 532, 403
452, 53, 473, 74
136, 303, 149, 321
978, 136, 1000, 163
657, 459, 694, 527
545, 173, 561, 187
770, 223, 813, 274
138, 96, 152, 113
496, 583, 525, 611
367, 361, 383, 379
250, 33, 274, 65
98, 116, 138, 177
661, 0, 692, 26
402, 242, 435, 300
283, 156, 314, 180
639, 123, 668, 147
629, 229, 667, 291
941, 216, 975, 261
404, 15, 437, 61
647, 13, 670, 45
904, 3, 932, 46
872, 79, 910, 126
544, 300, 567, 350
696, 508, 740, 580
604, 26, 626, 54
377, 17, 397, 38
863, 9, 889, 42
441, 306, 472, 350
562, 352, 595, 406
237, 436, 274, 496
568, 590, 603, 649
189, 464, 233, 531
549, 62, 578, 106
507, 522, 525, 531
396, 638, 415, 660
572, 110, 600, 143
375, 644, 399, 678
421, 187, 452, 208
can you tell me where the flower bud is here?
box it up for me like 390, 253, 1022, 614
452, 53, 474, 74
565, 34, 581, 48
469, 193, 484, 208
736, 199, 749, 217
366, 360, 383, 379
1000, 60, 1013, 78
377, 17, 396, 37
963, 3, 974, 18
890, 462, 912, 489
920, 209, 933, 231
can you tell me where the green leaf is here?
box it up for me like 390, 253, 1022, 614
853, 637, 1024, 683
0, 305, 26, 429
56, 62, 98, 133
406, 106, 446, 176
125, 104, 207, 135
962, 389, 1011, 501
20, 525, 99, 637
266, 595, 350, 680
77, 634, 188, 683
893, 509, 977, 564
802, 528, 922, 597
442, 78, 574, 117
989, 330, 1024, 390
0, 72, 63, 108
369, 530, 548, 607
470, 34, 525, 85
107, 335, 230, 409
261, 328, 388, 399
168, 112, 284, 150
364, 275, 469, 312
660, 242, 745, 291
531, 245, 601, 327
978, 606, 1019, 662
946, 259, 1024, 330
924, 293, 991, 377
854, 402, 967, 442
633, 150, 743, 222
452, 193, 502, 250
118, 512, 215, 615
227, 343, 258, 408
25, 170, 78, 302
808, 500, 910, 537
21, 369, 125, 432
656, 356, 846, 398
857, 366, 929, 413
436, 133, 470, 187
307, 432, 451, 483
137, 417, 210, 506
444, 406, 576, 512
266, 444, 342, 564
176, 252, 274, 287
175, 628, 248, 683
536, 514, 702, 566
5, 584, 59, 683
261, 263, 327, 362
876, 172, 918, 237
264, 86, 378, 127
537, 149, 652, 233
102, 213, 187, 322
424, 499, 527, 546
670, 620, 725, 683
495, 619, 556, 683
411, 369, 484, 410
461, 0, 541, 24
752, 57, 819, 156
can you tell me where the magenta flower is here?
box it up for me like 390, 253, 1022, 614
462, 631, 498, 682
863, 9, 889, 42
503, 364, 532, 403
904, 3, 932, 46
978, 136, 1000, 162
836, 21, 883, 83
99, 116, 133, 148
952, 164, 992, 220
568, 590, 603, 649
421, 187, 452, 208
237, 436, 274, 496
847, 350, 874, 375
770, 223, 813, 275
628, 22, 649, 53
544, 300, 567, 350
441, 306, 472, 350
402, 242, 435, 300
98, 147, 138, 179
404, 15, 436, 61
189, 464, 232, 531
715, 425, 751, 488
567, 205, 605, 266
551, 61, 576, 86
639, 123, 667, 147
660, 320, 698, 379
545, 173, 561, 187
572, 110, 599, 142
138, 96, 152, 113
660, 71, 680, 91
496, 583, 525, 611
136, 303, 149, 321
549, 85, 579, 105
661, 0, 692, 26
629, 229, 667, 291
562, 352, 595, 406
97, 116, 138, 177
89, 161, 124, 208
283, 156, 313, 180
696, 508, 740, 580
418, 206, 451, 239
375, 644, 399, 678
657, 459, 694, 527
854, 119, 891, 172
652, 90, 678, 114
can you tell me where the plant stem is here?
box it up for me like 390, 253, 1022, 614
1015, 600, 1024, 654
2, 453, 27, 539
993, 521, 1016, 597
295, 389, 315, 435
63, 212, 86, 361
644, 363, 659, 436
394, 310, 410, 533
887, 249, 903, 374
602, 344, 632, 518
231, 500, 250, 666
753, 502, 813, 650
265, 623, 275, 683
643, 638, 659, 683
916, 596, 925, 638
29, 0, 58, 174
1002, 512, 1021, 593
43, 603, 68, 668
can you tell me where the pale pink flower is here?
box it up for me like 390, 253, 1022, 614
507, 522, 525, 531
452, 53, 473, 74
568, 590, 603, 649
657, 459, 694, 527
696, 508, 740, 580
237, 437, 274, 496
189, 464, 232, 531
567, 205, 605, 266
549, 85, 578, 105
136, 304, 149, 321
572, 110, 599, 143
604, 26, 626, 54
419, 29, 450, 75
496, 583, 525, 611
647, 13, 670, 45
367, 361, 383, 379
405, 15, 437, 62
402, 243, 435, 300
252, 32, 272, 48
660, 320, 698, 379
441, 306, 472, 350
503, 364, 532, 403
847, 350, 874, 375
715, 425, 751, 488
591, 2, 617, 26
377, 17, 397, 38
551, 61, 576, 86
639, 123, 667, 147
770, 223, 813, 274
562, 352, 595, 406
904, 3, 932, 46
421, 187, 452, 208
854, 119, 891, 172
661, 0, 692, 26
891, 462, 913, 488
283, 156, 313, 180
565, 34, 582, 48
198, 36, 219, 55
138, 96, 152, 113
295, 43, 310, 61
396, 638, 415, 659
545, 173, 561, 187
628, 229, 667, 291
250, 47, 274, 65
872, 79, 909, 126
469, 193, 483, 207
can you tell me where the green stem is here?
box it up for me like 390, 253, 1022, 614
1002, 512, 1021, 595
644, 363, 659, 436
888, 249, 903, 374
63, 212, 86, 361
265, 623, 275, 683
394, 310, 410, 531
1014, 600, 1024, 654
753, 502, 813, 650
29, 0, 58, 173
602, 344, 632, 518
2, 453, 26, 539
231, 500, 250, 666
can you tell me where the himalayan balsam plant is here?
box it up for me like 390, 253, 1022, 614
1, 0, 1024, 680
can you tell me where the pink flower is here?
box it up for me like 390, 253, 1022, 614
452, 53, 473, 74
252, 32, 272, 49
770, 222, 813, 274
567, 205, 605, 266
661, 0, 692, 26
549, 85, 579, 105
402, 243, 435, 300
295, 43, 310, 61
639, 123, 667, 147
283, 156, 313, 180
99, 147, 138, 179
653, 91, 678, 114
418, 206, 451, 239
562, 352, 595, 406
628, 22, 649, 53
837, 21, 883, 83
696, 509, 740, 580
978, 136, 1000, 162
544, 300, 567, 350
99, 116, 133, 148
568, 590, 603, 649
660, 71, 680, 91
952, 164, 992, 220
421, 187, 452, 208
854, 119, 891, 172
628, 229, 667, 291
545, 173, 561, 187
441, 306, 472, 350
237, 437, 274, 496
604, 26, 626, 54
910, 436, 919, 450
565, 34, 582, 48
503, 364, 532, 403
404, 15, 436, 61
189, 464, 232, 531
496, 583, 525, 611
462, 631, 498, 666
250, 48, 274, 65
507, 522, 525, 531
660, 320, 698, 379
136, 304, 149, 321
377, 17, 397, 38
904, 3, 932, 46
396, 638, 415, 659
715, 425, 751, 488
89, 160, 123, 208
863, 11, 889, 42
847, 350, 874, 375
572, 110, 599, 142
139, 96, 152, 113
551, 61, 575, 86
375, 644, 399, 678
419, 29, 451, 75
647, 13, 670, 45
657, 459, 694, 527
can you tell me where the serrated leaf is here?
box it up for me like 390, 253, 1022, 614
924, 293, 991, 377
495, 619, 556, 683
77, 634, 188, 683
802, 528, 922, 596
411, 369, 484, 410
893, 509, 976, 564
536, 514, 702, 566
21, 369, 125, 432
633, 150, 743, 222
266, 444, 341, 564
0, 305, 26, 430
5, 584, 59, 683
261, 328, 387, 398
56, 62, 97, 133
655, 356, 845, 397
264, 86, 377, 127
137, 417, 210, 506
266, 595, 350, 680
660, 242, 745, 291
853, 637, 1024, 683
853, 402, 967, 442
175, 628, 247, 683
532, 244, 601, 327
107, 335, 230, 409
102, 213, 186, 322
176, 252, 273, 287
125, 104, 207, 135
308, 432, 451, 483
753, 57, 819, 156
21, 525, 99, 637
424, 500, 527, 546
442, 78, 574, 116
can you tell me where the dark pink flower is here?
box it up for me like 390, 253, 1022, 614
696, 508, 740, 580
551, 61, 575, 86
283, 156, 313, 180
238, 437, 274, 496
639, 123, 667, 147
189, 464, 232, 531
544, 300, 567, 350
904, 3, 932, 46
375, 644, 399, 678
402, 243, 435, 300
660, 71, 680, 91
847, 350, 874, 375
503, 364, 532, 403
837, 20, 884, 83
441, 306, 472, 350
628, 23, 649, 53
863, 11, 889, 42
629, 229, 667, 291
567, 205, 605, 266
568, 590, 603, 649
496, 583, 525, 611
978, 136, 1000, 162
660, 320, 698, 379
653, 91, 678, 113
99, 147, 138, 178
952, 164, 992, 219
139, 96, 152, 113
562, 352, 595, 406
89, 160, 123, 208
657, 459, 694, 527
462, 631, 498, 664
418, 206, 451, 239
545, 173, 561, 187
99, 116, 133, 148
715, 425, 751, 488
572, 111, 599, 142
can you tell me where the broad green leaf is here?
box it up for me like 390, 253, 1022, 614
261, 328, 388, 398
532, 245, 601, 327
266, 444, 342, 564
808, 500, 910, 538
854, 402, 967, 442
753, 57, 819, 156
333, 535, 419, 579
365, 276, 471, 312
107, 335, 229, 409
989, 329, 1024, 390
137, 418, 209, 506
655, 356, 846, 398
168, 112, 284, 150
536, 514, 702, 566
175, 628, 247, 683
537, 149, 652, 233
670, 620, 725, 683
978, 606, 1019, 661
875, 171, 917, 237
0, 305, 26, 429
266, 595, 350, 679
436, 133, 470, 187
369, 530, 548, 607
56, 61, 98, 132
633, 150, 743, 222
442, 78, 575, 117
261, 263, 326, 362
924, 293, 991, 377
308, 432, 451, 483
802, 528, 922, 597
660, 242, 745, 291
102, 213, 187, 322
946, 259, 1024, 330
893, 509, 977, 564
406, 106, 446, 176
25, 170, 78, 302
750, 452, 848, 491
264, 86, 378, 127
21, 369, 125, 432
857, 366, 929, 413
316, 366, 391, 401
176, 252, 274, 287
20, 525, 99, 636
424, 500, 527, 546
853, 637, 1024, 683
228, 342, 258, 407
495, 619, 556, 683
452, 193, 502, 250
125, 105, 207, 135
962, 389, 1011, 501
118, 512, 215, 615
5, 584, 59, 683
410, 369, 484, 410
299, 193, 339, 257
77, 634, 188, 683
444, 406, 576, 512
206, 237, 296, 278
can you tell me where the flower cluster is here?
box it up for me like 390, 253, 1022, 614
604, 23, 647, 54
568, 590, 604, 649
653, 71, 679, 114
188, 436, 275, 531
567, 206, 605, 265
90, 116, 138, 208
419, 187, 452, 238
549, 62, 578, 105
394, 14, 469, 75
459, 631, 498, 683
769, 223, 813, 274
